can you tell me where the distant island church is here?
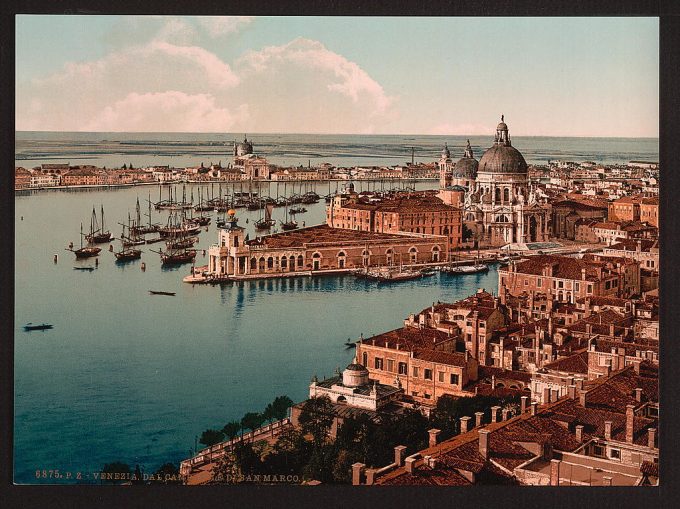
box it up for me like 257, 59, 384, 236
439, 116, 551, 247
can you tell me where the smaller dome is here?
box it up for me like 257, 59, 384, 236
345, 363, 367, 372
452, 157, 478, 179
343, 363, 369, 387
497, 121, 508, 131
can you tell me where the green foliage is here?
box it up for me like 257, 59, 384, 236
153, 463, 181, 484
241, 412, 265, 434
199, 428, 225, 447
298, 396, 334, 446
222, 421, 241, 441
431, 394, 521, 440
270, 395, 294, 421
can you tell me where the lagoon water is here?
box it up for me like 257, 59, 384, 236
14, 133, 658, 484
14, 180, 500, 484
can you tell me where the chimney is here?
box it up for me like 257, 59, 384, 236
648, 428, 656, 449
579, 390, 587, 407
633, 361, 641, 374
531, 402, 538, 415
394, 445, 407, 467
635, 388, 643, 402
460, 416, 471, 434
581, 268, 587, 281
521, 395, 528, 414
490, 406, 501, 423
626, 405, 635, 444
428, 428, 441, 448
551, 388, 560, 402
351, 462, 365, 485
575, 379, 584, 391
604, 421, 612, 440
475, 412, 484, 428
365, 468, 376, 485
550, 459, 561, 486
501, 408, 510, 421
404, 455, 417, 474
568, 385, 576, 400
575, 425, 584, 443
543, 387, 551, 404
479, 429, 490, 460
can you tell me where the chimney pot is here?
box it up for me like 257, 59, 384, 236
479, 429, 490, 460
394, 445, 407, 467
543, 387, 551, 404
491, 406, 501, 423
460, 416, 471, 434
626, 405, 635, 444
550, 459, 561, 486
365, 468, 376, 486
531, 402, 538, 415
501, 408, 510, 421
575, 425, 584, 443
604, 421, 612, 440
428, 428, 441, 448
579, 390, 587, 408
351, 462, 365, 486
404, 456, 418, 474
648, 428, 656, 449
568, 385, 576, 399
475, 412, 484, 428
635, 388, 643, 402
520, 395, 528, 414
551, 388, 560, 402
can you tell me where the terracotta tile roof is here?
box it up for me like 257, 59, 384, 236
363, 327, 454, 351
640, 461, 659, 477
543, 349, 589, 374
606, 239, 658, 252
512, 255, 604, 281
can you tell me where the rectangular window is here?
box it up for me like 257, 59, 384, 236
537, 278, 542, 288
412, 366, 419, 378
588, 284, 593, 294
362, 352, 368, 366
424, 393, 431, 399
374, 357, 383, 370
438, 371, 445, 383
387, 359, 395, 372
558, 281, 564, 289
467, 333, 472, 342
479, 322, 486, 329
605, 281, 611, 290
575, 282, 580, 292
609, 448, 621, 460
398, 362, 407, 375
450, 373, 459, 385
424, 369, 433, 380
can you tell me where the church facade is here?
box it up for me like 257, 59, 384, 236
440, 117, 551, 247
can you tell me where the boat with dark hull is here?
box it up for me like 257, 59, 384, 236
67, 223, 102, 258
151, 248, 197, 266
114, 248, 142, 261
255, 203, 276, 230
85, 205, 112, 244
24, 323, 53, 331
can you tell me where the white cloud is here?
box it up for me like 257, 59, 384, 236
84, 91, 248, 132
197, 16, 254, 37
16, 35, 397, 134
238, 37, 395, 117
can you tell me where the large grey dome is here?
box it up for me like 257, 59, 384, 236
478, 144, 527, 174
478, 116, 528, 174
452, 157, 478, 178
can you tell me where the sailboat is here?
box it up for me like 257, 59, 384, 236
85, 205, 112, 244
280, 199, 298, 231
120, 213, 146, 247
255, 203, 276, 230
67, 223, 101, 258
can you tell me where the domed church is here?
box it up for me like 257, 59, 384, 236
440, 116, 551, 247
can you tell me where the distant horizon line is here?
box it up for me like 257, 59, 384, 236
15, 130, 660, 140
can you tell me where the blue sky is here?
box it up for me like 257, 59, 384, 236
15, 16, 659, 136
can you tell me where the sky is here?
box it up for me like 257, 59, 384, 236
15, 16, 659, 137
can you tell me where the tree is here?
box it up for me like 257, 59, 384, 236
153, 463, 181, 484
298, 396, 335, 446
122, 163, 127, 170
222, 421, 241, 442
270, 395, 294, 421
240, 412, 265, 439
199, 428, 225, 448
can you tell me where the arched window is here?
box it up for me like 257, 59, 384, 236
281, 257, 287, 269
312, 252, 321, 270
432, 246, 440, 262
385, 248, 394, 266
495, 188, 501, 202
267, 257, 274, 269
250, 257, 257, 270
409, 246, 418, 263
337, 251, 346, 268
289, 255, 296, 271
259, 257, 265, 271
297, 255, 304, 268
504, 188, 510, 202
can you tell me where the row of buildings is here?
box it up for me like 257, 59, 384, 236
285, 249, 658, 485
